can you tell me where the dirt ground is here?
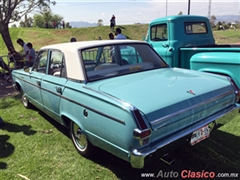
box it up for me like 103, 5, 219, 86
0, 77, 19, 98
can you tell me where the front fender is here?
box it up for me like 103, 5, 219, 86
12, 72, 25, 92
190, 52, 240, 88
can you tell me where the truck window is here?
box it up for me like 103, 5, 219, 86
150, 24, 168, 41
185, 22, 207, 34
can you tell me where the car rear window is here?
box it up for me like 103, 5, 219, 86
80, 43, 168, 81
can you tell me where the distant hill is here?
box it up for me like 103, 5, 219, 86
70, 21, 97, 28
69, 15, 239, 28
216, 15, 239, 23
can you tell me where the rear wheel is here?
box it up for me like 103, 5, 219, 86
20, 89, 32, 108
69, 121, 94, 157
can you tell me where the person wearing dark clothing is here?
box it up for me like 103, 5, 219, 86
109, 33, 114, 40
70, 37, 77, 42
110, 15, 116, 30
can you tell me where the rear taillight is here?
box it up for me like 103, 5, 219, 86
227, 77, 240, 103
133, 129, 151, 146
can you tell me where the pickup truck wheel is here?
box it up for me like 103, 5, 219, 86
69, 121, 93, 157
20, 89, 32, 108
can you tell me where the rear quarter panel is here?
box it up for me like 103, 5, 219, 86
59, 81, 141, 162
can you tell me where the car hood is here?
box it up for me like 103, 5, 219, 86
94, 68, 234, 128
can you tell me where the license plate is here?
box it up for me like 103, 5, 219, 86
190, 125, 210, 145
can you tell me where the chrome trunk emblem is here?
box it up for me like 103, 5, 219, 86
187, 90, 195, 95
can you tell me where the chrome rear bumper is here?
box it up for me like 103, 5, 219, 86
130, 104, 240, 169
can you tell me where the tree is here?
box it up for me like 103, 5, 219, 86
33, 14, 45, 28
97, 19, 103, 26
210, 15, 217, 28
19, 15, 33, 27
51, 14, 63, 28
0, 0, 56, 51
33, 9, 63, 28
66, 22, 71, 28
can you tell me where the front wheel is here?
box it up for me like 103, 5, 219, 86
20, 89, 32, 108
69, 121, 94, 157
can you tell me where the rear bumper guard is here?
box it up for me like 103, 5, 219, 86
130, 104, 240, 169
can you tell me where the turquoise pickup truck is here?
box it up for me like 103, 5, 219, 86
145, 15, 240, 88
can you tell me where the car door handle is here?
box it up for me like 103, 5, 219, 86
36, 80, 41, 86
56, 86, 62, 94
162, 44, 169, 48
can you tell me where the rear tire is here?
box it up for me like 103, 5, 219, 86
69, 121, 94, 157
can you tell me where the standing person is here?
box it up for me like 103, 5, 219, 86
26, 42, 36, 67
52, 21, 56, 29
114, 28, 127, 40
17, 38, 29, 67
110, 16, 115, 30
62, 21, 65, 28
112, 15, 116, 26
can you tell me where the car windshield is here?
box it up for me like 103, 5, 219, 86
80, 43, 168, 81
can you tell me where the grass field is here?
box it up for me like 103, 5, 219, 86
0, 25, 239, 55
1, 94, 240, 180
1, 25, 240, 180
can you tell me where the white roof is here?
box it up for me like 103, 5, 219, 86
39, 40, 146, 81
40, 40, 145, 51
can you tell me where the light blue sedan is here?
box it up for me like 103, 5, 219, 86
12, 40, 240, 168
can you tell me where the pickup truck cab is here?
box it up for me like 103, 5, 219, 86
145, 15, 240, 88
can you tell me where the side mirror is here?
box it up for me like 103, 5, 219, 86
23, 66, 32, 73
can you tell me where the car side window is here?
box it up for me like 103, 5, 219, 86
32, 50, 48, 73
151, 23, 168, 41
48, 50, 66, 78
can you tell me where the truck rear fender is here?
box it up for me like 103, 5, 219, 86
190, 52, 240, 89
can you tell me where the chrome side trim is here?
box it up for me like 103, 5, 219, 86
83, 86, 136, 111
83, 86, 149, 130
13, 76, 125, 125
130, 104, 239, 169
150, 90, 234, 127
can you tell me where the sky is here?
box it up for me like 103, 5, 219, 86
50, 0, 240, 25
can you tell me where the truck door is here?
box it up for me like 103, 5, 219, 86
149, 23, 171, 66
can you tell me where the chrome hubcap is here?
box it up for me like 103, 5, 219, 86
22, 95, 28, 107
73, 123, 87, 151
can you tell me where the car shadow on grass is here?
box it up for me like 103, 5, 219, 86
38, 111, 69, 138
33, 111, 240, 180
87, 130, 240, 180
